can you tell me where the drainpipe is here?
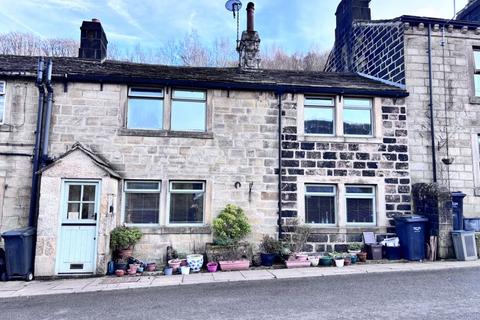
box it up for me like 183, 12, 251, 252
28, 58, 45, 228
41, 59, 53, 166
277, 92, 283, 239
428, 24, 438, 183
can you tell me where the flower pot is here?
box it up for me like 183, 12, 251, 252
285, 259, 311, 268
334, 258, 345, 268
350, 255, 358, 264
168, 259, 181, 272
344, 256, 352, 266
320, 256, 332, 266
219, 260, 250, 271
260, 253, 276, 267
295, 254, 308, 261
115, 269, 125, 277
164, 267, 173, 276
137, 267, 144, 273
119, 246, 133, 259
146, 262, 157, 272
180, 259, 188, 267
308, 256, 320, 267
181, 266, 190, 275
128, 264, 138, 275
357, 252, 367, 263
207, 262, 218, 273
187, 254, 204, 272
115, 262, 128, 271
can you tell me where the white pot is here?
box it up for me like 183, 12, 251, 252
181, 266, 190, 275
334, 259, 345, 268
186, 254, 204, 272
308, 256, 320, 267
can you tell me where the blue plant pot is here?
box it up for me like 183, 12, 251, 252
260, 253, 276, 266
164, 267, 173, 276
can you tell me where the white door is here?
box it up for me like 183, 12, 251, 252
57, 181, 100, 274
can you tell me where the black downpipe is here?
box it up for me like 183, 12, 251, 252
41, 59, 53, 165
277, 93, 283, 239
428, 24, 438, 183
28, 58, 45, 228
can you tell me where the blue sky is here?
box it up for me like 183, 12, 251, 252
0, 0, 469, 54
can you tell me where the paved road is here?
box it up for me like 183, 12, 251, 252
1, 267, 480, 320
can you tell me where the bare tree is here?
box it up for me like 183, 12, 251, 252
0, 32, 78, 57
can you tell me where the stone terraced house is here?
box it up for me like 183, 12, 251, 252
0, 6, 411, 276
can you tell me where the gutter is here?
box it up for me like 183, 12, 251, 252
277, 92, 283, 240
428, 24, 438, 183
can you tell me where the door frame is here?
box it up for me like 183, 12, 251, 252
55, 179, 102, 275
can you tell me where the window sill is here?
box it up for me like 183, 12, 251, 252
305, 226, 387, 233
469, 96, 480, 104
132, 225, 212, 235
0, 124, 13, 132
118, 128, 213, 139
301, 135, 382, 144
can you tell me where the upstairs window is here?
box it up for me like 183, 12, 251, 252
474, 50, 480, 96
305, 185, 336, 225
0, 81, 5, 124
304, 97, 335, 135
345, 186, 375, 225
171, 90, 206, 132
169, 181, 205, 224
127, 88, 164, 130
124, 181, 161, 224
343, 98, 373, 136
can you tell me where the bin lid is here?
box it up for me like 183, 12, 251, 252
394, 215, 428, 223
451, 230, 475, 235
1, 227, 35, 238
451, 191, 466, 198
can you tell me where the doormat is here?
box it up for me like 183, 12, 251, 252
100, 277, 141, 284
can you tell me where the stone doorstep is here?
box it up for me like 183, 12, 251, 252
1, 260, 480, 298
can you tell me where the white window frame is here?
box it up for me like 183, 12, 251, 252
304, 184, 337, 226
343, 97, 374, 138
473, 49, 480, 97
123, 180, 161, 226
126, 87, 164, 130
167, 180, 205, 226
303, 97, 336, 136
0, 81, 5, 125
170, 89, 207, 132
345, 185, 376, 226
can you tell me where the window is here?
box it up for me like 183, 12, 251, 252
127, 88, 164, 130
343, 98, 373, 136
345, 186, 375, 224
124, 181, 161, 224
171, 90, 206, 132
304, 97, 335, 135
474, 50, 480, 96
0, 81, 5, 124
305, 185, 336, 224
169, 181, 205, 224
65, 182, 97, 221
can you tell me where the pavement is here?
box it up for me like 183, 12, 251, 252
1, 259, 479, 299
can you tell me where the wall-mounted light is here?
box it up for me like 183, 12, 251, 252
107, 193, 116, 216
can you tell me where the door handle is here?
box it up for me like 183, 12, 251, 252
94, 213, 97, 220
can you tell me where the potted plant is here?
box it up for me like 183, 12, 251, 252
146, 262, 157, 272
348, 243, 363, 255
308, 255, 320, 267
114, 258, 128, 271
168, 259, 181, 272
320, 255, 333, 266
331, 252, 345, 268
259, 235, 282, 267
164, 266, 173, 276
283, 220, 312, 268
212, 204, 252, 271
115, 269, 125, 277
207, 262, 218, 272
344, 254, 352, 266
110, 226, 143, 259
180, 266, 190, 275
187, 254, 204, 272
357, 251, 367, 263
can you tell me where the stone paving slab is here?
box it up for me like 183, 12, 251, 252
1, 260, 479, 298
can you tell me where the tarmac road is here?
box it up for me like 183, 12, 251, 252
1, 267, 480, 320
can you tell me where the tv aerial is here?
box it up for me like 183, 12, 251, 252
225, 0, 242, 50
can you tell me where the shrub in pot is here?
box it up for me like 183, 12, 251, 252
110, 226, 142, 259
348, 243, 363, 254
259, 235, 282, 267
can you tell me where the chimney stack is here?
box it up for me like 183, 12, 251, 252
78, 19, 108, 62
237, 2, 261, 69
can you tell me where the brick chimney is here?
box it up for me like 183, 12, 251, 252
237, 2, 261, 69
335, 0, 371, 42
78, 19, 108, 62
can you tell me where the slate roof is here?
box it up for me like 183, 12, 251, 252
0, 55, 408, 97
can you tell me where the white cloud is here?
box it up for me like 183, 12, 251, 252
106, 0, 144, 32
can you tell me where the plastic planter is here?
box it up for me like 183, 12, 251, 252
260, 253, 276, 266
187, 254, 204, 272
320, 256, 332, 266
164, 267, 173, 276
181, 266, 190, 275
207, 262, 218, 273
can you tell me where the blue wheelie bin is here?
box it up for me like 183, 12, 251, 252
451, 191, 466, 231
394, 215, 428, 261
1, 227, 35, 281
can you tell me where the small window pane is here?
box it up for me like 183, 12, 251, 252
346, 186, 374, 194
475, 51, 480, 69
344, 108, 372, 135
67, 203, 80, 219
305, 97, 334, 106
475, 74, 480, 96
304, 107, 334, 135
81, 203, 95, 220
126, 182, 160, 190
171, 100, 206, 131
68, 185, 81, 201
129, 88, 163, 98
83, 185, 96, 201
305, 195, 335, 224
346, 198, 374, 223
0, 95, 4, 123
127, 98, 163, 130
170, 192, 204, 224
344, 98, 372, 108
172, 182, 204, 191
0, 82, 4, 93
306, 185, 335, 194
173, 90, 205, 100
125, 192, 160, 224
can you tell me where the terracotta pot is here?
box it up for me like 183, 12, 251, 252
115, 269, 125, 277
128, 264, 138, 275
146, 263, 157, 272
168, 259, 181, 272
357, 252, 367, 263
119, 246, 133, 259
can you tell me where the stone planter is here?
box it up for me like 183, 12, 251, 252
219, 260, 250, 271
285, 259, 310, 269
187, 254, 204, 272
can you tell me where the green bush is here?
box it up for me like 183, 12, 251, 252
213, 204, 251, 246
110, 226, 143, 251
259, 235, 282, 254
